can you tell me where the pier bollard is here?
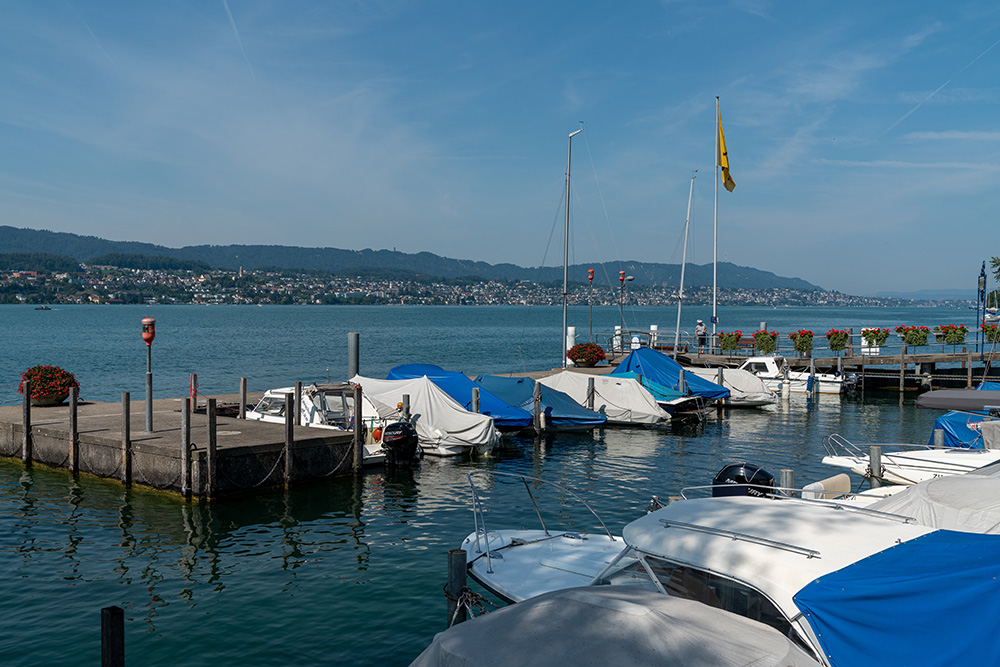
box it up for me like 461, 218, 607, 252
207, 398, 217, 498
22, 381, 31, 465
780, 469, 794, 495
69, 387, 79, 474
869, 445, 883, 489
352, 385, 363, 473
933, 428, 945, 448
101, 605, 125, 667
348, 332, 360, 379
181, 398, 191, 500
284, 393, 294, 486
447, 549, 468, 627
121, 393, 132, 488
586, 377, 595, 411
471, 387, 480, 413
294, 382, 302, 426
239, 377, 247, 419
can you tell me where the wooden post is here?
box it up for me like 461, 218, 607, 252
190, 373, 198, 411
533, 382, 542, 433
586, 377, 595, 410
353, 385, 363, 472
847, 327, 853, 357
101, 605, 125, 667
967, 352, 973, 388
121, 392, 131, 488
284, 392, 294, 486
69, 387, 78, 474
22, 381, 31, 465
471, 387, 480, 413
401, 395, 411, 422
239, 377, 247, 419
206, 398, 217, 498
678, 368, 686, 394
181, 398, 191, 500
294, 381, 302, 426
869, 445, 882, 489
447, 549, 468, 627
899, 344, 907, 393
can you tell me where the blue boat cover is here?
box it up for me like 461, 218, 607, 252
612, 371, 687, 403
387, 364, 532, 430
610, 348, 730, 400
793, 530, 1000, 667
472, 375, 607, 429
923, 382, 998, 449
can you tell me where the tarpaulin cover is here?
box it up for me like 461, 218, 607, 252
793, 530, 1000, 667
387, 364, 531, 430
926, 410, 985, 448
412, 586, 821, 667
915, 389, 1000, 412
472, 375, 607, 429
537, 371, 670, 425
611, 371, 687, 404
866, 475, 1000, 533
611, 348, 730, 400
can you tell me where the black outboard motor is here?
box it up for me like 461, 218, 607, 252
381, 421, 419, 468
712, 463, 775, 498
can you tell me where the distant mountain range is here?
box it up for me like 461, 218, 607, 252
0, 225, 824, 290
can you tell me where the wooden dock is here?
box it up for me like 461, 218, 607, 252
0, 392, 360, 498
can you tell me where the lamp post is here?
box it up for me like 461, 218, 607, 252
141, 317, 155, 432
588, 268, 594, 343
618, 272, 633, 340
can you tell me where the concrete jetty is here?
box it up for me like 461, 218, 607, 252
0, 392, 358, 498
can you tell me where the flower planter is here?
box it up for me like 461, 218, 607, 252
574, 360, 597, 368
31, 392, 69, 407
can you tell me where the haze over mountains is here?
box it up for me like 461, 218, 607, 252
0, 225, 823, 291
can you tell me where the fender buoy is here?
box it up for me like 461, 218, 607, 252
372, 428, 383, 444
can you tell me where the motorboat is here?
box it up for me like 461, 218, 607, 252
736, 356, 845, 394
411, 586, 820, 667
460, 471, 1000, 666
684, 366, 776, 408
536, 370, 671, 426
611, 347, 729, 403
386, 363, 532, 432
244, 382, 389, 464
473, 374, 607, 432
351, 375, 500, 456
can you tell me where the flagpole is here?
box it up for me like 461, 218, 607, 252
713, 97, 720, 352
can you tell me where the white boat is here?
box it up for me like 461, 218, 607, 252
736, 356, 844, 394
412, 586, 821, 667
351, 375, 500, 457
685, 366, 777, 407
461, 472, 1000, 666
821, 432, 1000, 485
536, 371, 671, 426
244, 382, 388, 464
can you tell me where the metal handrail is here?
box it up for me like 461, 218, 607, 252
467, 470, 617, 575
657, 519, 821, 558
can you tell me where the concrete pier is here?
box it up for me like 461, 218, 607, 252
0, 393, 357, 498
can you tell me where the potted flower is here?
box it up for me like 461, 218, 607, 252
895, 325, 929, 347
983, 323, 999, 343
753, 330, 778, 355
788, 329, 814, 355
566, 342, 606, 367
18, 365, 80, 406
938, 324, 968, 345
825, 328, 849, 353
717, 330, 743, 353
862, 328, 890, 347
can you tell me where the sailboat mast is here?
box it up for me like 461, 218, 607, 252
563, 126, 584, 369
673, 172, 696, 359
713, 97, 720, 351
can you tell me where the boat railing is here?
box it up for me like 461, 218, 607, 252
466, 471, 616, 573
822, 433, 934, 459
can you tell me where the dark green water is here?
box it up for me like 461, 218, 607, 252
0, 305, 960, 664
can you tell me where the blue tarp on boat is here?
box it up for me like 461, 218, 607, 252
610, 348, 730, 400
924, 382, 999, 448
612, 371, 687, 404
472, 375, 607, 430
793, 530, 1000, 667
387, 364, 532, 430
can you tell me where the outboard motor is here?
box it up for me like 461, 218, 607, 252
381, 421, 419, 468
712, 463, 775, 498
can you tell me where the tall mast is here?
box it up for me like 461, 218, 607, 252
713, 97, 720, 351
673, 172, 696, 359
562, 125, 584, 369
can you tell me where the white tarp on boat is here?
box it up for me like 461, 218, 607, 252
865, 475, 1000, 534
410, 586, 821, 667
537, 371, 670, 425
686, 367, 776, 406
351, 375, 500, 453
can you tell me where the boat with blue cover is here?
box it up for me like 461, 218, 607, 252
386, 363, 532, 432
473, 374, 607, 432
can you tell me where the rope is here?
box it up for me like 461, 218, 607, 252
216, 448, 286, 490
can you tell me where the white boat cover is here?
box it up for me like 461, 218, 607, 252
982, 420, 1000, 449
685, 367, 776, 406
865, 475, 1000, 534
410, 586, 821, 667
350, 375, 500, 451
537, 371, 670, 425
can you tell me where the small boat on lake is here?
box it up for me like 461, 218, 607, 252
736, 356, 845, 394
536, 370, 671, 426
473, 374, 607, 432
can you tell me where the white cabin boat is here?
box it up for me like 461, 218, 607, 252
685, 366, 776, 407
244, 382, 388, 464
736, 356, 844, 394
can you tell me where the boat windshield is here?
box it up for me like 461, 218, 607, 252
317, 391, 352, 426
253, 396, 285, 416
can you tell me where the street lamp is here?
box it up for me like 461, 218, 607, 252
619, 272, 633, 342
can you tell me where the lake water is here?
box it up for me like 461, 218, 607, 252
0, 304, 976, 665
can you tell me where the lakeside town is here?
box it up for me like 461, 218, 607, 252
0, 263, 963, 308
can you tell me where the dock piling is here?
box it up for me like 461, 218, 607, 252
294, 382, 302, 426
780, 469, 794, 495
69, 387, 78, 473
869, 445, 883, 489
121, 392, 131, 488
447, 549, 468, 627
401, 395, 411, 422
21, 381, 31, 465
352, 384, 363, 472
586, 377, 595, 410
471, 387, 480, 413
101, 605, 125, 667
533, 382, 542, 433
239, 377, 247, 419
933, 428, 944, 447
284, 393, 294, 486
348, 332, 360, 379
207, 398, 217, 498
181, 398, 191, 500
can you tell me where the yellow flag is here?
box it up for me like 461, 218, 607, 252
717, 101, 735, 192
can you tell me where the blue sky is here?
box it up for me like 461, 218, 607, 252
1, 1, 998, 295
